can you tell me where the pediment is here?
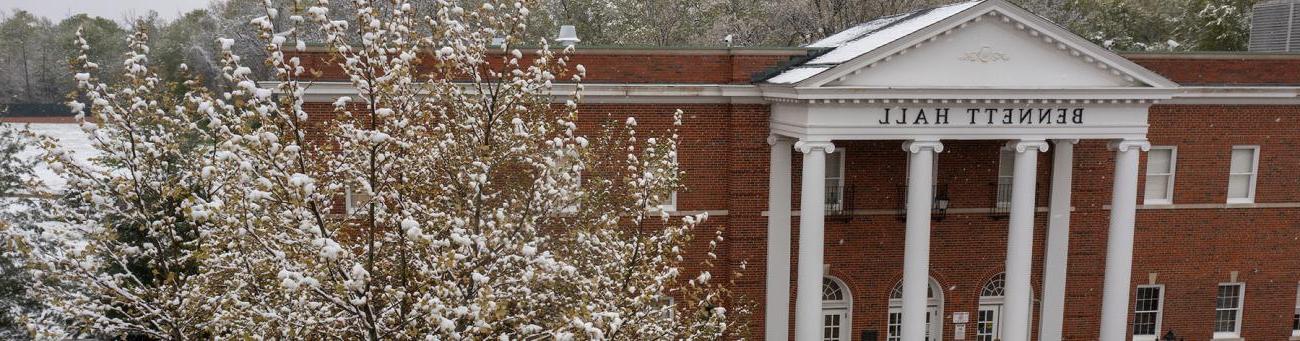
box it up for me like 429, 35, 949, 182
827, 18, 1140, 87
767, 0, 1177, 89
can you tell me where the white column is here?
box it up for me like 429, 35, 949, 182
794, 140, 834, 341
1039, 139, 1076, 341
902, 140, 942, 341
1003, 140, 1048, 341
1099, 139, 1150, 341
766, 136, 793, 341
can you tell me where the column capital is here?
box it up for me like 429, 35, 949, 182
795, 140, 836, 154
1006, 139, 1050, 153
902, 139, 944, 154
767, 135, 793, 146
1107, 139, 1151, 152
1052, 139, 1080, 145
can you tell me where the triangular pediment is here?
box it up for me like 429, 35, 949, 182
766, 0, 1177, 89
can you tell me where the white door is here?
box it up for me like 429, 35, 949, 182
976, 305, 1002, 341
888, 306, 942, 341
823, 309, 849, 341
926, 307, 939, 341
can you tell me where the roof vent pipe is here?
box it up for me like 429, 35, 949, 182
556, 25, 580, 47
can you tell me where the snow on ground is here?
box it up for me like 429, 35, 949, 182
5, 122, 99, 192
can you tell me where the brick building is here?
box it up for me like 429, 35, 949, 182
290, 0, 1300, 340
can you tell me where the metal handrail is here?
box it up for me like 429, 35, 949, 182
897, 184, 948, 220
993, 182, 1012, 218
825, 183, 851, 217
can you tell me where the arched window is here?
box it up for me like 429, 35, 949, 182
976, 273, 1032, 341
887, 278, 944, 341
822, 277, 852, 341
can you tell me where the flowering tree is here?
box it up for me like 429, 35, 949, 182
7, 0, 745, 339
0, 123, 43, 339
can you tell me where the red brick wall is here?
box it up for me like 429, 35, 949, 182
1127, 55, 1300, 86
289, 50, 802, 84
290, 47, 1300, 340
615, 102, 1300, 340
297, 99, 1300, 340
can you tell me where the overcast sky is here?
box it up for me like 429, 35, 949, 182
0, 0, 211, 21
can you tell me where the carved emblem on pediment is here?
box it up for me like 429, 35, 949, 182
960, 46, 1010, 63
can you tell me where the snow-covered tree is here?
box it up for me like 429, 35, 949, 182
0, 123, 42, 339
8, 0, 746, 339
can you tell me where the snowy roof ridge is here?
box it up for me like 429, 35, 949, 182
765, 0, 984, 84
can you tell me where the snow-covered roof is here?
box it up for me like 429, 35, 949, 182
8, 123, 99, 192
767, 1, 983, 84
766, 66, 832, 84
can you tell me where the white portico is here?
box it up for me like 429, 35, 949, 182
758, 1, 1178, 340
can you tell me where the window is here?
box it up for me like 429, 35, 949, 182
659, 154, 678, 211
822, 277, 852, 341
345, 189, 373, 215
826, 149, 845, 211
1144, 147, 1177, 204
1215, 283, 1245, 338
887, 278, 942, 341
653, 295, 674, 320
1133, 285, 1164, 340
996, 149, 1014, 210
554, 153, 583, 213
1227, 146, 1259, 203
1292, 284, 1299, 337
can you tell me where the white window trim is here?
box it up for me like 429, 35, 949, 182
1227, 146, 1260, 204
657, 191, 678, 212
1214, 282, 1246, 340
998, 148, 1015, 185
345, 189, 370, 215
1292, 283, 1300, 338
1132, 284, 1165, 341
827, 148, 846, 206
560, 168, 583, 214
1143, 146, 1177, 205
656, 295, 675, 320
658, 153, 679, 212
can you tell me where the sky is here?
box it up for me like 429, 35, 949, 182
0, 0, 211, 21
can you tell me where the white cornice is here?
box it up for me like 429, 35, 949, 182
273, 81, 1300, 105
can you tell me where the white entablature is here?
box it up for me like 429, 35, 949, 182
761, 0, 1178, 141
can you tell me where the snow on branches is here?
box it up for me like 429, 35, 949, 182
6, 0, 746, 339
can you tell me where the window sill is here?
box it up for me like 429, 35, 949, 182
1226, 198, 1254, 204
1142, 199, 1172, 206
1288, 335, 1300, 341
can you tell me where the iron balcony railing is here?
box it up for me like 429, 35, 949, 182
825, 183, 852, 218
896, 184, 949, 221
992, 182, 1012, 218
